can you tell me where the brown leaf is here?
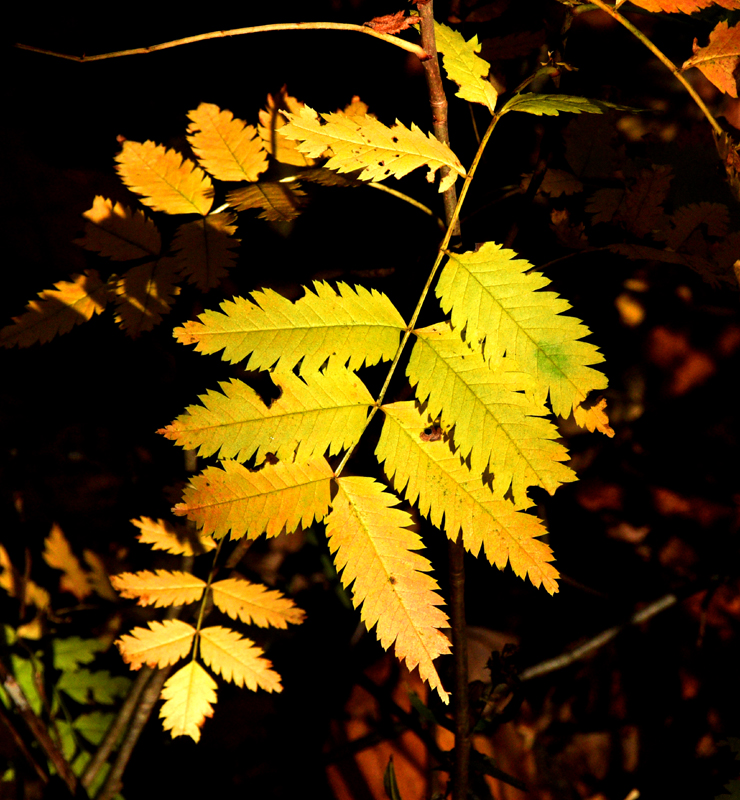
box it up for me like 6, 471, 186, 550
682, 20, 740, 98
364, 12, 420, 35
170, 212, 240, 291
114, 258, 181, 337
227, 182, 307, 222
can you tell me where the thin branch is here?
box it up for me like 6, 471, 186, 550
586, 0, 724, 137
0, 700, 49, 785
80, 666, 153, 790
0, 657, 77, 795
15, 22, 427, 62
520, 593, 678, 681
95, 667, 171, 800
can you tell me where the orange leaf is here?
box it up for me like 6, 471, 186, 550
115, 140, 213, 215
75, 195, 161, 260
199, 626, 282, 692
0, 270, 110, 348
258, 89, 317, 167
211, 578, 305, 628
113, 258, 181, 337
187, 103, 268, 182
160, 661, 217, 742
110, 570, 206, 607
130, 517, 216, 556
116, 620, 195, 670
683, 20, 740, 98
630, 0, 740, 12
170, 212, 240, 291
42, 523, 92, 601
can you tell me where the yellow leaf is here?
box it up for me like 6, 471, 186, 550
407, 323, 576, 508
281, 106, 466, 192
0, 546, 51, 611
115, 140, 213, 216
199, 626, 282, 692
0, 270, 110, 349
227, 182, 307, 222
114, 258, 181, 337
573, 397, 615, 438
377, 402, 559, 593
159, 368, 373, 465
434, 22, 498, 112
116, 620, 195, 670
75, 195, 161, 260
258, 89, 316, 167
160, 661, 217, 742
170, 212, 240, 291
173, 281, 405, 376
211, 578, 305, 628
187, 102, 268, 182
435, 242, 607, 419
42, 523, 92, 601
174, 458, 333, 540
131, 517, 216, 555
326, 476, 451, 703
110, 570, 206, 607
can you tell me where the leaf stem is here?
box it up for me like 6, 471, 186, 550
586, 0, 723, 137
15, 22, 428, 62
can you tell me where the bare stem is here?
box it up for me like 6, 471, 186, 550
95, 667, 171, 800
587, 0, 723, 136
81, 666, 153, 790
448, 533, 470, 800
15, 22, 427, 62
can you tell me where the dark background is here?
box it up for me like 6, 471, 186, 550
3, 2, 740, 799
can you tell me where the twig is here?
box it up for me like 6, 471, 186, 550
15, 22, 427, 62
0, 700, 49, 785
586, 0, 724, 137
418, 1, 461, 238
95, 667, 171, 800
80, 666, 153, 790
447, 534, 470, 800
520, 593, 677, 681
0, 657, 77, 794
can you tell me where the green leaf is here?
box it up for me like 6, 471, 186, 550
435, 241, 607, 418
502, 94, 633, 116
53, 637, 105, 671
434, 21, 497, 112
173, 282, 406, 376
73, 711, 116, 746
57, 669, 130, 705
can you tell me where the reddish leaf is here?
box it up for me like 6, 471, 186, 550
682, 20, 740, 98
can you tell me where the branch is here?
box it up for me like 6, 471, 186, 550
15, 22, 427, 62
0, 657, 77, 795
519, 592, 678, 681
586, 0, 724, 137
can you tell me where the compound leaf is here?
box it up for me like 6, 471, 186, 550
115, 140, 213, 216
116, 620, 195, 670
173, 281, 405, 376
434, 21, 497, 112
159, 368, 373, 465
160, 661, 217, 743
407, 323, 576, 507
377, 402, 559, 593
170, 212, 240, 291
187, 102, 268, 182
0, 270, 109, 348
75, 195, 161, 260
326, 476, 451, 703
110, 570, 206, 608
173, 457, 333, 540
435, 242, 607, 419
281, 106, 465, 192
199, 626, 282, 692
211, 578, 305, 628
